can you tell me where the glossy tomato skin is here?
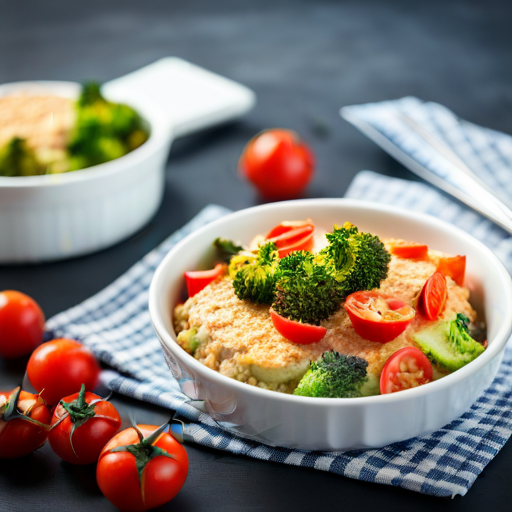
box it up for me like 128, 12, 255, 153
437, 255, 466, 286
265, 221, 315, 258
418, 271, 447, 321
97, 425, 189, 511
270, 309, 326, 344
27, 338, 100, 405
389, 241, 428, 259
0, 390, 51, 459
0, 290, 45, 359
49, 391, 121, 465
380, 347, 433, 394
239, 129, 314, 200
185, 263, 225, 298
345, 291, 415, 343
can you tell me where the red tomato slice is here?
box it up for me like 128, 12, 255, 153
185, 264, 225, 298
389, 241, 428, 259
436, 255, 466, 286
380, 346, 433, 394
344, 291, 415, 343
270, 309, 326, 344
418, 271, 447, 320
266, 222, 315, 258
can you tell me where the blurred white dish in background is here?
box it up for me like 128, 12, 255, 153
0, 58, 256, 263
149, 199, 512, 451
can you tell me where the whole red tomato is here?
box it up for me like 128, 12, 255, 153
97, 424, 189, 511
0, 290, 45, 359
239, 129, 314, 199
48, 385, 121, 465
0, 387, 51, 459
27, 338, 100, 405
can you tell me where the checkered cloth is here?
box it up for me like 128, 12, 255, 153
46, 100, 512, 499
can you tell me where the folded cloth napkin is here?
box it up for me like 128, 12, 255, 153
45, 100, 512, 498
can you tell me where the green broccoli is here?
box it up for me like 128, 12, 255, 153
231, 242, 280, 304
67, 82, 149, 170
0, 137, 45, 177
294, 351, 379, 398
272, 251, 344, 325
412, 313, 485, 372
317, 222, 391, 296
213, 237, 246, 261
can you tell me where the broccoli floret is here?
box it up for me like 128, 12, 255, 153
272, 251, 344, 325
294, 351, 379, 398
318, 222, 391, 296
412, 313, 485, 372
67, 82, 149, 170
0, 137, 45, 177
231, 242, 280, 304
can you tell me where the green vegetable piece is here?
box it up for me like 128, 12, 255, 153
0, 137, 45, 177
412, 313, 485, 372
176, 326, 210, 355
272, 251, 344, 325
294, 351, 378, 398
318, 222, 391, 296
213, 237, 246, 260
232, 242, 280, 304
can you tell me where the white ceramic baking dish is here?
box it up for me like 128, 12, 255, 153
0, 58, 255, 263
149, 199, 512, 451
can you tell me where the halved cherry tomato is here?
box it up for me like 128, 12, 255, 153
238, 129, 315, 200
270, 309, 326, 344
0, 388, 51, 459
185, 263, 225, 298
0, 290, 45, 359
266, 222, 315, 258
389, 240, 428, 259
344, 291, 415, 343
49, 385, 121, 465
418, 271, 447, 320
97, 424, 189, 511
27, 338, 101, 405
437, 255, 466, 286
380, 346, 433, 394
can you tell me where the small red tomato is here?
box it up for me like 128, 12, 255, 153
265, 220, 315, 258
239, 129, 314, 200
437, 255, 466, 286
0, 290, 45, 359
418, 271, 447, 321
48, 385, 121, 465
185, 263, 225, 298
27, 338, 100, 405
380, 346, 433, 394
97, 424, 189, 511
389, 241, 428, 259
270, 309, 326, 344
0, 387, 51, 459
344, 291, 415, 343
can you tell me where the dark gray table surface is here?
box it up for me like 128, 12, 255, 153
1, 0, 512, 510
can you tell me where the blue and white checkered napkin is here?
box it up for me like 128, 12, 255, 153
45, 101, 512, 499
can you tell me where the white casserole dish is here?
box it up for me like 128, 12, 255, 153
0, 58, 256, 263
149, 199, 512, 451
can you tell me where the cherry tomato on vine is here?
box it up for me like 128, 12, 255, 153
418, 271, 447, 321
437, 255, 466, 286
344, 291, 415, 343
389, 240, 428, 259
380, 346, 433, 394
48, 385, 121, 465
265, 220, 315, 257
185, 263, 225, 298
0, 290, 45, 359
270, 309, 326, 344
0, 387, 51, 459
27, 338, 100, 405
239, 129, 315, 200
97, 424, 189, 511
